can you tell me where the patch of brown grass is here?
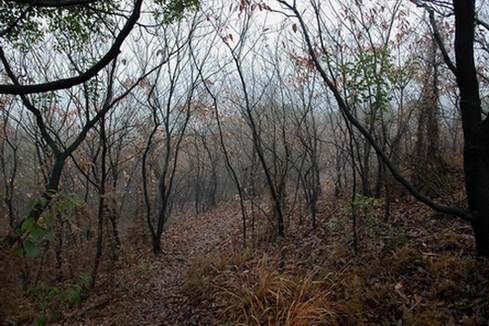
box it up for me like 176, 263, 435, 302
216, 254, 348, 326
180, 254, 215, 296
180, 247, 253, 297
194, 196, 489, 326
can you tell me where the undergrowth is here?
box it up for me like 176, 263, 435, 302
179, 197, 489, 325
14, 196, 488, 325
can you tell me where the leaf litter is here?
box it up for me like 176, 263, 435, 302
56, 196, 489, 325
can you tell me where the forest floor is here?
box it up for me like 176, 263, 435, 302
56, 195, 489, 325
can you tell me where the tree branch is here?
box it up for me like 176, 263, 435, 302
0, 0, 142, 95
410, 0, 457, 75
0, 4, 34, 37
475, 17, 489, 31
0, 48, 62, 156
278, 0, 473, 222
6, 0, 98, 7
428, 8, 457, 75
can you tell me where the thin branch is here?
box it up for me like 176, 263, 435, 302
428, 9, 457, 75
0, 0, 142, 95
7, 0, 98, 7
0, 4, 34, 37
411, 0, 457, 75
475, 17, 489, 31
278, 0, 473, 222
0, 48, 62, 156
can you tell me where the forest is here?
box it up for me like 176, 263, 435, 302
1, 0, 489, 324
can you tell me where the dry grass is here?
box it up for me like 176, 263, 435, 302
5, 195, 489, 325
180, 247, 253, 297
193, 252, 347, 326
176, 196, 489, 326
180, 254, 215, 296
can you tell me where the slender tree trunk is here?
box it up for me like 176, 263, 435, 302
152, 236, 162, 254
91, 117, 108, 286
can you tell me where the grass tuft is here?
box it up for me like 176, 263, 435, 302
218, 254, 347, 325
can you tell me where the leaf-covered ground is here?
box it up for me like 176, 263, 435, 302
56, 196, 489, 325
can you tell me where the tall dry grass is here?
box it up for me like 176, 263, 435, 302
217, 254, 348, 326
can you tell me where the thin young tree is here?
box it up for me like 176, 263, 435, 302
277, 0, 489, 256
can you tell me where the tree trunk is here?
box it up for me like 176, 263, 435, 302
454, 0, 489, 256
463, 126, 489, 257
471, 213, 489, 257
152, 234, 162, 254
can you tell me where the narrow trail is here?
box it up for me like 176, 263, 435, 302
62, 203, 243, 325
137, 203, 243, 325
41, 196, 489, 325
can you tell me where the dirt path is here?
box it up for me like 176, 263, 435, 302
62, 203, 242, 325
137, 204, 242, 325
48, 196, 489, 325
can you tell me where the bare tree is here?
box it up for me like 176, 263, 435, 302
276, 0, 489, 256
138, 15, 205, 253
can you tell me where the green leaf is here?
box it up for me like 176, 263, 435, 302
36, 311, 48, 326
61, 212, 72, 223
27, 286, 37, 298
42, 214, 52, 228
14, 228, 24, 238
14, 247, 24, 257
46, 189, 57, 197
31, 226, 43, 242
49, 308, 59, 322
43, 229, 55, 243
67, 287, 81, 303
40, 196, 48, 208
26, 199, 37, 209
79, 273, 92, 288
37, 285, 46, 300
22, 217, 35, 231
56, 201, 67, 212
24, 240, 38, 258
59, 291, 66, 304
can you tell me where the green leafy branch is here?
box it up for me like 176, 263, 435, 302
153, 0, 200, 24
28, 273, 92, 326
347, 194, 381, 220
14, 190, 84, 258
339, 46, 420, 121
